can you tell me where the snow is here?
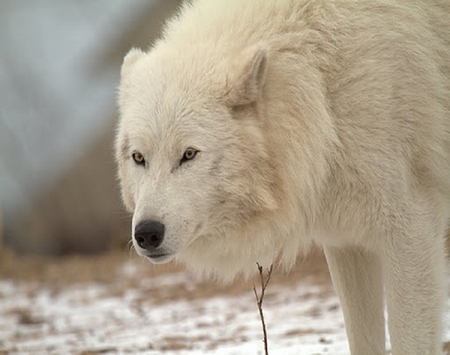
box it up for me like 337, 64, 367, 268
1, 259, 450, 354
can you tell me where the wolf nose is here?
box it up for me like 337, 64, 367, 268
134, 220, 165, 250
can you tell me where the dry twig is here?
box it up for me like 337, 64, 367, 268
253, 263, 274, 355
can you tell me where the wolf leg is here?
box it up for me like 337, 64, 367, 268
324, 246, 385, 355
382, 228, 445, 355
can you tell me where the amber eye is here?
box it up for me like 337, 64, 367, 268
180, 148, 198, 165
132, 152, 145, 166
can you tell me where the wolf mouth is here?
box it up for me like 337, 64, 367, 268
146, 253, 174, 264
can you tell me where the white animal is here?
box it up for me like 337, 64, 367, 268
115, 1, 450, 354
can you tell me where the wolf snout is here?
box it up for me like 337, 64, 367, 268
134, 220, 165, 250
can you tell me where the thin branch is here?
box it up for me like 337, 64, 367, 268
253, 262, 274, 355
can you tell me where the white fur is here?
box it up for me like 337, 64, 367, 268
116, 1, 450, 353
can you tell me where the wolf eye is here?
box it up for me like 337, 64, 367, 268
132, 152, 145, 166
180, 148, 198, 165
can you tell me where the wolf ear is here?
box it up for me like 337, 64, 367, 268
121, 48, 145, 78
225, 45, 268, 107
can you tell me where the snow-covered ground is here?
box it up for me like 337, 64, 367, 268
0, 253, 449, 354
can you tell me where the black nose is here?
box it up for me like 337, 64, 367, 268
134, 220, 165, 250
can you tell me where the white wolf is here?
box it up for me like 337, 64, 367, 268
115, 0, 450, 354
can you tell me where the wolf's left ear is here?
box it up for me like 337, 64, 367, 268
225, 45, 268, 107
121, 48, 145, 78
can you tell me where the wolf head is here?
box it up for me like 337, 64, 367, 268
116, 44, 287, 280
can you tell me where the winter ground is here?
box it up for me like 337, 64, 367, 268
1, 249, 450, 355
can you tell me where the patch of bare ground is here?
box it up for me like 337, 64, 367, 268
0, 246, 332, 302
444, 341, 450, 354
79, 349, 118, 355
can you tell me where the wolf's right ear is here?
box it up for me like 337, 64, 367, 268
121, 48, 145, 78
225, 45, 268, 107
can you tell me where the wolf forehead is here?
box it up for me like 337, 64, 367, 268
116, 100, 234, 169
119, 54, 229, 120
118, 40, 267, 114
119, 47, 230, 105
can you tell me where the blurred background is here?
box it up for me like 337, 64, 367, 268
0, 0, 182, 256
